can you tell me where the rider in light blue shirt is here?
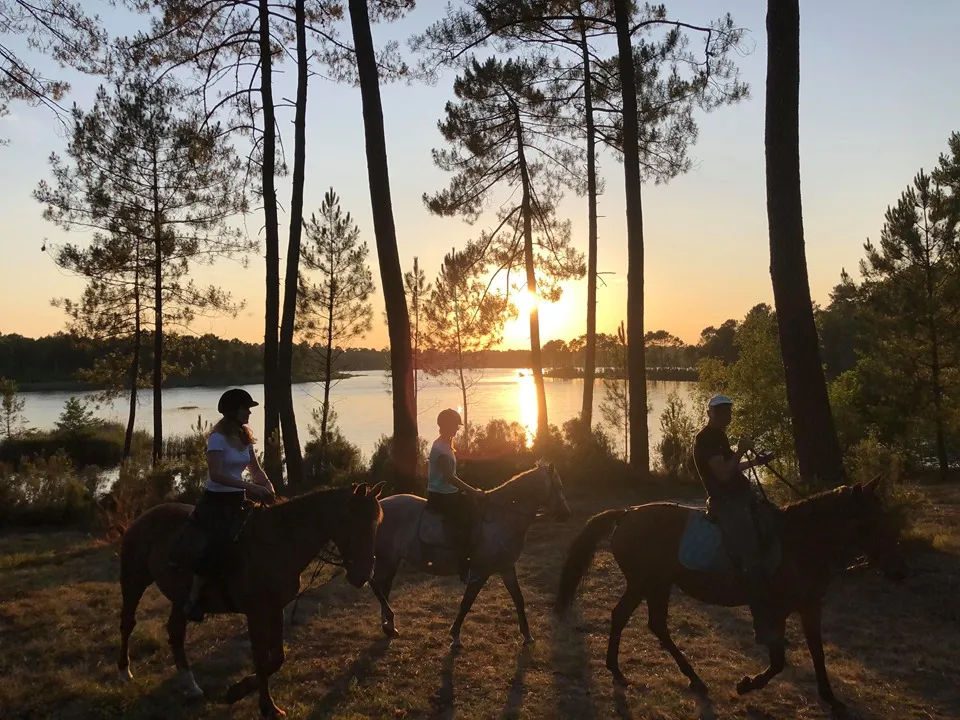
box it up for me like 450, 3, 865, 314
426, 408, 484, 581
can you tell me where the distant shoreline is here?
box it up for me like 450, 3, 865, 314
16, 372, 356, 393
543, 367, 698, 381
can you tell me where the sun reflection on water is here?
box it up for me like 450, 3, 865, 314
516, 373, 538, 448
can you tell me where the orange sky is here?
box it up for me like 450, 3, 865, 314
3, 1, 959, 351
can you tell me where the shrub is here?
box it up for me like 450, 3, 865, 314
0, 423, 128, 469
655, 391, 698, 478
0, 452, 100, 528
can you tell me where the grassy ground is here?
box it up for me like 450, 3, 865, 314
1, 483, 958, 720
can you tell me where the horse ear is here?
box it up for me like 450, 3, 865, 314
354, 482, 368, 497
547, 461, 555, 474
865, 475, 881, 494
371, 481, 386, 498
852, 482, 863, 495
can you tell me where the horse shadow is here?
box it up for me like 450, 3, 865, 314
304, 636, 393, 719
497, 645, 534, 719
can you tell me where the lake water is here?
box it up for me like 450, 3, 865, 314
18, 370, 699, 461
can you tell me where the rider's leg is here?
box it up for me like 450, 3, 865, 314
712, 495, 781, 648
453, 493, 474, 582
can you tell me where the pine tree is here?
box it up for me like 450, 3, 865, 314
860, 165, 960, 480
425, 55, 586, 443
36, 71, 251, 462
299, 188, 375, 468
421, 246, 515, 448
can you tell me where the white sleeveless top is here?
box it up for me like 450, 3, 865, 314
205, 431, 252, 492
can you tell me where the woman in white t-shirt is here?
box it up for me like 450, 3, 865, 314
183, 388, 276, 622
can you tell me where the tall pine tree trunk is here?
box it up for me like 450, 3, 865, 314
259, 0, 282, 482
151, 146, 164, 465
613, 0, 649, 475
348, 0, 418, 490
921, 206, 949, 479
514, 104, 548, 439
319, 277, 335, 465
278, 0, 308, 488
124, 271, 141, 460
765, 0, 845, 485
579, 21, 599, 428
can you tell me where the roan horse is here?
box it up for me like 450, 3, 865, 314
555, 477, 906, 714
117, 482, 384, 718
370, 462, 571, 649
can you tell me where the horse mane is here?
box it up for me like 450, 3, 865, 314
780, 484, 859, 527
486, 465, 545, 502
263, 484, 382, 524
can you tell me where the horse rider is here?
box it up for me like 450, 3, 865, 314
427, 408, 485, 582
183, 388, 276, 622
693, 394, 783, 650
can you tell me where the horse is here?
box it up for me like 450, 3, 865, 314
555, 477, 906, 714
117, 482, 384, 719
370, 461, 571, 650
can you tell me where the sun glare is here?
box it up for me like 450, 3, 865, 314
516, 373, 538, 448
513, 289, 538, 317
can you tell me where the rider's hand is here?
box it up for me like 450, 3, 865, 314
471, 487, 485, 500
248, 483, 275, 504
737, 434, 755, 453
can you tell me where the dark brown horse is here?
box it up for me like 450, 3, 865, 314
555, 477, 906, 714
117, 482, 384, 718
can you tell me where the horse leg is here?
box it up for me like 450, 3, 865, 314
800, 604, 846, 713
735, 614, 787, 696
500, 564, 533, 646
371, 557, 400, 638
449, 575, 488, 652
226, 610, 286, 718
117, 567, 151, 681
167, 606, 203, 699
646, 586, 708, 695
606, 582, 645, 687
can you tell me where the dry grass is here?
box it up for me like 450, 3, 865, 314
1, 484, 958, 720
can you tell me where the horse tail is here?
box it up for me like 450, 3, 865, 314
555, 509, 627, 618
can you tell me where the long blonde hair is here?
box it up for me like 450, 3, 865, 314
210, 417, 257, 447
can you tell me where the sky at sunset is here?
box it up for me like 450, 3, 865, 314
2, 1, 959, 350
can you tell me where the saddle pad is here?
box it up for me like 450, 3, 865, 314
678, 510, 781, 575
417, 508, 451, 548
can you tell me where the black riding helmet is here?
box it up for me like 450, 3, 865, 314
217, 388, 259, 415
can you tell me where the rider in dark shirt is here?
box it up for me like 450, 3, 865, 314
693, 394, 782, 650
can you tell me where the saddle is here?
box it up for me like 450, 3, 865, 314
677, 508, 781, 576
168, 501, 256, 612
416, 505, 484, 550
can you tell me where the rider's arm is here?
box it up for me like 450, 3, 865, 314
436, 454, 479, 494
706, 443, 750, 483
206, 450, 248, 490
246, 446, 276, 492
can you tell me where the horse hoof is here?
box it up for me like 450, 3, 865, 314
736, 676, 754, 695
449, 637, 463, 653
829, 699, 849, 719
611, 670, 629, 688
260, 705, 286, 719
118, 667, 133, 683
382, 623, 400, 638
521, 635, 535, 647
689, 679, 709, 696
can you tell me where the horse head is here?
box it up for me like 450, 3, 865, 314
850, 475, 907, 582
331, 481, 385, 588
